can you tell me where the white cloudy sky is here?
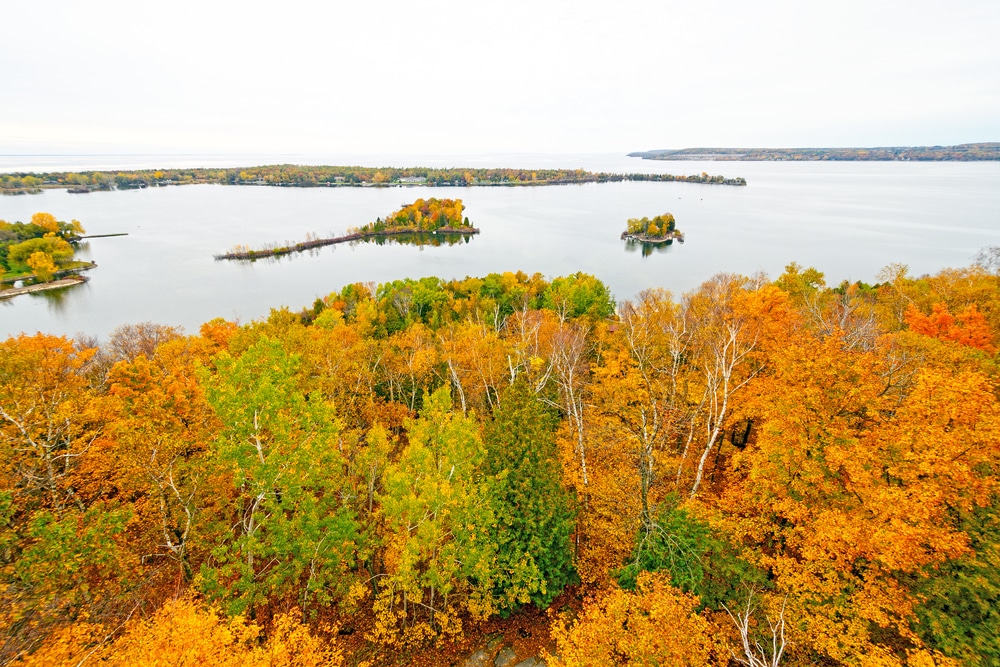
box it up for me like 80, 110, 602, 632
3, 0, 998, 155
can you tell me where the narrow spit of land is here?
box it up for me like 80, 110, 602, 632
0, 275, 89, 300
216, 197, 479, 261
1, 165, 747, 194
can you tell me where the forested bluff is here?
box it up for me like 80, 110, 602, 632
629, 142, 1000, 161
2, 258, 1000, 666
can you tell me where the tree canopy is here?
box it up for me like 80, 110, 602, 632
3, 260, 1000, 666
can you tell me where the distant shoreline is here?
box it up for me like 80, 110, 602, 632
1, 165, 747, 194
628, 143, 1000, 161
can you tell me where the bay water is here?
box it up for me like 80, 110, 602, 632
2, 154, 998, 340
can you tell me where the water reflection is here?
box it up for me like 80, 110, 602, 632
357, 232, 475, 248
34, 283, 87, 314
222, 232, 475, 264
624, 238, 674, 257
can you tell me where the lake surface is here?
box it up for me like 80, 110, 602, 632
2, 154, 1000, 340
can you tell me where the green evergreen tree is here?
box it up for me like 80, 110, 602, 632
615, 498, 767, 611
911, 500, 1000, 665
482, 379, 576, 612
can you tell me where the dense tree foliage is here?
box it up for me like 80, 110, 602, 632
482, 380, 576, 612
0, 212, 85, 279
353, 198, 470, 235
3, 260, 1000, 665
624, 212, 677, 239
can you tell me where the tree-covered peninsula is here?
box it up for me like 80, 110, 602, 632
216, 198, 477, 260
0, 212, 90, 285
0, 164, 747, 193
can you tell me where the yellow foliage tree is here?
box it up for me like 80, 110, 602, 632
30, 212, 59, 234
548, 573, 721, 666
26, 251, 56, 282
15, 596, 342, 666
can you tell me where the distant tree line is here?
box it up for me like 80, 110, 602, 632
629, 142, 1000, 161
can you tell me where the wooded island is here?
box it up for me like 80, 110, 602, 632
620, 212, 683, 244
0, 212, 94, 295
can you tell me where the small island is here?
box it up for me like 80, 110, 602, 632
621, 213, 683, 258
621, 213, 683, 244
215, 198, 478, 261
0, 212, 95, 299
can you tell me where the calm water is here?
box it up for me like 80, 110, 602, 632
2, 154, 999, 340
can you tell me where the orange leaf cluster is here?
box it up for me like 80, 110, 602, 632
905, 302, 996, 352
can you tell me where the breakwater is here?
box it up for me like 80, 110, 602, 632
0, 275, 89, 300
214, 227, 480, 260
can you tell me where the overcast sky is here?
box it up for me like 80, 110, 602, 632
3, 0, 999, 156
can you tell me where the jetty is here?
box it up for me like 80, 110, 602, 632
0, 275, 89, 300
214, 227, 480, 261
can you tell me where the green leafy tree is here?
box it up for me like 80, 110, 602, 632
7, 236, 73, 268
198, 337, 360, 615
5, 501, 131, 620
375, 387, 495, 643
542, 272, 615, 321
774, 261, 826, 306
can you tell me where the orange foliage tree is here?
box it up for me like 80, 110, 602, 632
904, 302, 996, 353
721, 331, 1000, 663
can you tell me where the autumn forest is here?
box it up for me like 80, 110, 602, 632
2, 258, 1000, 666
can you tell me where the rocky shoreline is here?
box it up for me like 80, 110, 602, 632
620, 230, 684, 244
